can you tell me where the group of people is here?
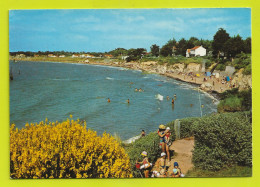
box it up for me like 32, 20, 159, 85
136, 124, 183, 178
135, 88, 144, 92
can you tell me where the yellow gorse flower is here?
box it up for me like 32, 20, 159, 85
10, 119, 132, 179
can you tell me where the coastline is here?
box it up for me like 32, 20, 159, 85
10, 58, 225, 100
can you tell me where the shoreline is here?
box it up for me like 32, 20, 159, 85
11, 58, 223, 100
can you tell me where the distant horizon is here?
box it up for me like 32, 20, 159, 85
9, 8, 251, 53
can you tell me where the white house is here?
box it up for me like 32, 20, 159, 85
186, 46, 206, 57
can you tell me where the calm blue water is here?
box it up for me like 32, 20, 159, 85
10, 61, 217, 140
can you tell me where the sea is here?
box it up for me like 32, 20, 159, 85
9, 61, 217, 141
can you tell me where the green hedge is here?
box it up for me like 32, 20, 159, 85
192, 112, 252, 171
125, 132, 161, 177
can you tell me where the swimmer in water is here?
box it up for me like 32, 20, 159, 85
135, 88, 138, 92
201, 104, 204, 108
107, 98, 110, 103
139, 88, 143, 92
174, 94, 177, 100
167, 96, 170, 100
190, 104, 193, 107
127, 99, 130, 104
172, 98, 175, 105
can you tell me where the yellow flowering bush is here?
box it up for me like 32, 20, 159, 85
10, 118, 132, 179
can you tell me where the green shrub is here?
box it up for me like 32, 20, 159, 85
192, 112, 252, 171
217, 96, 243, 112
125, 132, 161, 177
166, 117, 200, 139
243, 64, 251, 75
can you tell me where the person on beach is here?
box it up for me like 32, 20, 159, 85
165, 127, 171, 163
107, 98, 110, 103
159, 152, 166, 170
172, 162, 183, 178
158, 124, 167, 153
141, 130, 146, 137
136, 151, 152, 178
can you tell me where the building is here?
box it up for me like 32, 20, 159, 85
59, 55, 65, 58
186, 46, 206, 57
104, 54, 113, 58
71, 54, 79, 58
48, 54, 57, 57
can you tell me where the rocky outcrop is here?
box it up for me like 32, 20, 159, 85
231, 69, 252, 90
186, 63, 201, 72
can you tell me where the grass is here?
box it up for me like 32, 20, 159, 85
185, 165, 252, 177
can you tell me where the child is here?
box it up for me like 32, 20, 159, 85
136, 151, 152, 178
172, 162, 183, 178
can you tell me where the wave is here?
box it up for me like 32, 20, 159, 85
155, 94, 163, 101
123, 135, 141, 144
106, 77, 114, 80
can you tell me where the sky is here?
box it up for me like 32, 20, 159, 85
9, 8, 251, 52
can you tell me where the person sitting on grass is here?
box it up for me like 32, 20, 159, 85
136, 151, 152, 178
172, 162, 183, 178
141, 130, 146, 137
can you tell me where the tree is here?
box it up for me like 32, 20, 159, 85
160, 39, 176, 57
150, 44, 160, 57
244, 37, 251, 54
212, 28, 230, 58
176, 38, 187, 56
126, 48, 147, 62
109, 48, 128, 57
224, 35, 245, 58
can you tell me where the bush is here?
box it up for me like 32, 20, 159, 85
218, 88, 251, 112
217, 96, 243, 112
10, 118, 132, 179
125, 132, 160, 177
192, 112, 252, 171
243, 64, 251, 75
166, 117, 199, 139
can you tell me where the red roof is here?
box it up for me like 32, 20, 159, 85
191, 46, 201, 50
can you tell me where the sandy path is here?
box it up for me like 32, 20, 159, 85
152, 137, 194, 176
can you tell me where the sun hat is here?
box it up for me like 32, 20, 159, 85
141, 151, 147, 157
174, 162, 179, 167
159, 124, 166, 129
166, 127, 170, 130
161, 152, 166, 157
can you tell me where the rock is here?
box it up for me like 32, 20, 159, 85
186, 63, 201, 72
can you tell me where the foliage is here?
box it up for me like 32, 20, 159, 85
218, 88, 252, 112
126, 48, 147, 62
186, 165, 252, 177
150, 44, 160, 57
192, 112, 252, 171
10, 118, 132, 179
217, 96, 243, 112
244, 37, 251, 54
224, 35, 245, 58
160, 39, 176, 57
166, 118, 198, 139
109, 48, 128, 57
125, 132, 161, 177
212, 28, 230, 57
